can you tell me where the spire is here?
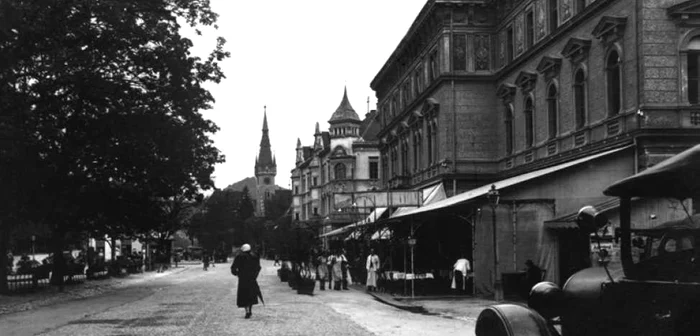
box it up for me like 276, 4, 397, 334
314, 122, 321, 135
329, 86, 360, 124
296, 138, 302, 148
255, 107, 275, 173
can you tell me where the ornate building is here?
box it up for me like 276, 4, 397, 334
291, 88, 381, 232
371, 0, 700, 295
255, 109, 277, 217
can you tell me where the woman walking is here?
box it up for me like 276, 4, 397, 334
316, 251, 329, 290
231, 244, 263, 319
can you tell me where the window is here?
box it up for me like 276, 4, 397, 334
391, 146, 398, 177
426, 123, 433, 164
294, 186, 299, 194
413, 131, 422, 171
401, 139, 409, 175
507, 27, 514, 61
295, 213, 299, 221
524, 98, 534, 148
549, 0, 558, 34
381, 154, 388, 182
526, 11, 534, 49
313, 207, 318, 216
429, 50, 438, 81
334, 163, 346, 180
403, 81, 411, 107
392, 95, 398, 117
574, 69, 586, 129
453, 34, 467, 71
431, 121, 438, 163
575, 0, 586, 14
606, 50, 622, 115
414, 67, 423, 96
505, 105, 514, 154
547, 83, 558, 139
313, 176, 318, 186
369, 156, 379, 179
688, 37, 700, 104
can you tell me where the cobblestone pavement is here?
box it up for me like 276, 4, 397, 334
0, 260, 476, 336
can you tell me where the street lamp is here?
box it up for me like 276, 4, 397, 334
487, 184, 502, 301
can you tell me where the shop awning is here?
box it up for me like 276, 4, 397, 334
390, 183, 446, 219
391, 145, 632, 220
319, 207, 388, 238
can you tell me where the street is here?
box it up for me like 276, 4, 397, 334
0, 260, 476, 336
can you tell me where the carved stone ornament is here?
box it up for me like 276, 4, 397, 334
496, 83, 518, 103
536, 56, 563, 79
591, 16, 628, 44
516, 14, 525, 55
475, 35, 490, 71
536, 0, 547, 40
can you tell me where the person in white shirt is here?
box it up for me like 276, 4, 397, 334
365, 249, 380, 292
452, 257, 471, 293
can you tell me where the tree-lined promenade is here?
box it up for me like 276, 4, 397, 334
0, 0, 230, 293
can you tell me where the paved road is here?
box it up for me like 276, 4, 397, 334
0, 260, 475, 336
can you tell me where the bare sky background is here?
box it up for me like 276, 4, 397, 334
184, 0, 427, 190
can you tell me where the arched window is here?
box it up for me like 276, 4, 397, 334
334, 163, 346, 180
505, 105, 514, 154
401, 139, 409, 175
574, 69, 586, 129
413, 132, 420, 171
547, 83, 558, 139
688, 36, 700, 104
431, 121, 438, 163
524, 98, 534, 148
606, 50, 622, 115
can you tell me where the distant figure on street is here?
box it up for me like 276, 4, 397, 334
329, 250, 345, 290
525, 259, 543, 292
273, 254, 281, 266
231, 244, 263, 319
452, 256, 472, 293
366, 249, 380, 292
203, 252, 210, 271
340, 248, 350, 290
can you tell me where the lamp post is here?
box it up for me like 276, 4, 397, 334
31, 235, 36, 261
487, 184, 502, 301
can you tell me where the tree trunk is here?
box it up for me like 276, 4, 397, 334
49, 228, 65, 291
0, 224, 10, 294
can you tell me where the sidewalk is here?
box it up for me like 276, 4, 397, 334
352, 284, 525, 322
0, 265, 192, 316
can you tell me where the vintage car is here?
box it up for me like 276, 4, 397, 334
475, 144, 700, 336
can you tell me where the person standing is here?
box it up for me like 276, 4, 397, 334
316, 251, 329, 290
203, 252, 210, 271
452, 256, 472, 293
231, 244, 263, 319
365, 249, 380, 292
329, 250, 343, 290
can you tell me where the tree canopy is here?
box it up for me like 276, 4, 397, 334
0, 0, 229, 290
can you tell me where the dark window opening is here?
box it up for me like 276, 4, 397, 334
526, 11, 534, 49
606, 50, 622, 115
334, 163, 346, 180
547, 84, 558, 139
574, 69, 586, 129
505, 106, 514, 154
453, 34, 467, 71
507, 27, 514, 61
369, 157, 379, 179
549, 0, 558, 34
525, 98, 534, 148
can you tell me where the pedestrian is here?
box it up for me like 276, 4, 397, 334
365, 248, 380, 292
273, 254, 281, 266
316, 251, 329, 290
525, 259, 543, 292
340, 248, 350, 290
203, 252, 210, 271
451, 256, 471, 293
329, 249, 344, 290
231, 244, 263, 319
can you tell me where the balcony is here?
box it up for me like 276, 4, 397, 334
387, 174, 411, 189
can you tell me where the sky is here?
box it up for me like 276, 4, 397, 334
184, 0, 428, 190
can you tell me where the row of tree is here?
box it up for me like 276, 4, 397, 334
0, 0, 229, 293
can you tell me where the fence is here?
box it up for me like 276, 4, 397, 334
6, 272, 87, 293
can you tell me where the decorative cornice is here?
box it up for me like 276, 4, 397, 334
514, 71, 538, 93
536, 56, 562, 79
496, 83, 517, 103
591, 16, 627, 44
668, 1, 700, 27
561, 37, 592, 61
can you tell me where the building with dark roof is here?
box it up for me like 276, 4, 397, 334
291, 88, 381, 233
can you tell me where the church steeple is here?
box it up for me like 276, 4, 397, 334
254, 106, 276, 217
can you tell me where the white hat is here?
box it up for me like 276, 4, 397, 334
241, 244, 251, 252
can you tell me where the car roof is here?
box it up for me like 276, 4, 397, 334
604, 144, 700, 199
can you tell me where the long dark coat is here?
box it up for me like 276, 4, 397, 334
231, 252, 263, 307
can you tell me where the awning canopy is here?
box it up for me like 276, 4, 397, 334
544, 198, 620, 230
390, 183, 446, 219
319, 207, 388, 238
391, 145, 632, 220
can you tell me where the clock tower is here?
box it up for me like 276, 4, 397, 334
254, 108, 277, 217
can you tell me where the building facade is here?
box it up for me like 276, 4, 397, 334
255, 110, 277, 217
371, 0, 700, 295
291, 88, 381, 232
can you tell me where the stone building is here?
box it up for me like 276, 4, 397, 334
370, 0, 700, 296
255, 109, 277, 217
291, 88, 381, 233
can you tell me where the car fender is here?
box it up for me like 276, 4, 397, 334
476, 304, 555, 336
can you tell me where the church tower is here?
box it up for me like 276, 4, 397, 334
255, 107, 276, 217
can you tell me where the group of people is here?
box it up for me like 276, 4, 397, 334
314, 248, 351, 290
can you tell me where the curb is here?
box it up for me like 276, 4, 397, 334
348, 284, 427, 313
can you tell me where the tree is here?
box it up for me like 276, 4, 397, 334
188, 189, 239, 252
0, 0, 228, 290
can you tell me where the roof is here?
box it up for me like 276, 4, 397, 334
391, 145, 632, 219
360, 110, 381, 141
604, 144, 700, 199
329, 87, 360, 124
319, 207, 389, 238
